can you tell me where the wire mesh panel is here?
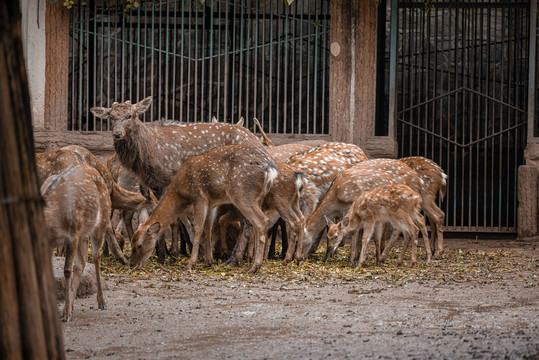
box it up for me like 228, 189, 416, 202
68, 0, 330, 134
395, 1, 530, 232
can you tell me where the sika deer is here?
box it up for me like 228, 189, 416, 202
130, 145, 278, 274
325, 184, 431, 268
301, 159, 424, 260
286, 142, 368, 217
90, 97, 263, 193
399, 156, 447, 258
36, 146, 156, 264
91, 97, 266, 262
222, 163, 306, 266
41, 165, 110, 321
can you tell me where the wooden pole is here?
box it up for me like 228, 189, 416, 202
0, 2, 66, 359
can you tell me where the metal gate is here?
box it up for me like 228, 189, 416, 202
394, 1, 530, 232
68, 0, 330, 134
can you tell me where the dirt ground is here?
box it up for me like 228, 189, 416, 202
60, 238, 539, 359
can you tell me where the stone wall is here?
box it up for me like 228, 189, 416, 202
518, 143, 539, 239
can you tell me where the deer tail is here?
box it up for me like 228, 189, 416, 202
263, 164, 278, 195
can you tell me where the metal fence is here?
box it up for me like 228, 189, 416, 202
391, 0, 531, 232
68, 0, 330, 134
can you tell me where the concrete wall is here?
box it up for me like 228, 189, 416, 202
518, 143, 539, 239
21, 0, 46, 128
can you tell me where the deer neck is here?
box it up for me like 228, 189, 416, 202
114, 121, 166, 192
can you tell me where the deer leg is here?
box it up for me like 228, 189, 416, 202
169, 222, 180, 264
121, 210, 136, 241
218, 210, 237, 258
91, 226, 107, 310
348, 229, 362, 266
356, 223, 375, 269
66, 236, 88, 322
62, 236, 77, 322
179, 221, 190, 256
242, 207, 269, 274
374, 223, 384, 265
268, 223, 278, 259
416, 215, 432, 264
185, 203, 208, 271
104, 221, 127, 265
380, 229, 401, 263
224, 220, 250, 266
422, 199, 445, 258
396, 233, 411, 266
202, 208, 217, 267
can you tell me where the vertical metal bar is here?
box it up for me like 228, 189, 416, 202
180, 0, 186, 121
136, 3, 141, 107
258, 0, 264, 128
529, 0, 537, 140
100, 3, 105, 126
216, 0, 222, 120
207, 1, 213, 122
157, 2, 162, 120
164, 0, 170, 120
237, 1, 244, 124
291, 1, 297, 134
283, 1, 289, 133
92, 1, 97, 130
194, 2, 199, 123
320, 0, 328, 134
223, 0, 229, 121
121, 3, 125, 102
275, 3, 281, 133
253, 0, 259, 127
200, 1, 206, 122
70, 9, 75, 129
127, 2, 132, 104
388, 0, 398, 141
475, 4, 481, 229
150, 3, 155, 121
172, 0, 177, 120
303, 0, 309, 134
244, 1, 251, 129
78, 4, 84, 130
187, 1, 192, 122
231, 1, 237, 123
269, 0, 273, 133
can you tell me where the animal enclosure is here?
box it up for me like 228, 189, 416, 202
68, 0, 330, 134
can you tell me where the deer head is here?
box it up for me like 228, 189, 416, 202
130, 221, 162, 268
324, 215, 350, 261
90, 97, 153, 140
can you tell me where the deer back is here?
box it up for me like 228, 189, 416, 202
36, 149, 86, 185
41, 165, 111, 248
399, 156, 447, 201
268, 144, 312, 163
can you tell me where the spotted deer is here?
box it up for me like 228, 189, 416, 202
36, 146, 156, 265
221, 163, 306, 266
130, 145, 278, 274
301, 159, 424, 260
399, 156, 447, 258
41, 164, 110, 321
91, 97, 266, 262
325, 184, 431, 268
285, 142, 368, 217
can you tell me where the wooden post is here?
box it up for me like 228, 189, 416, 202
45, 2, 69, 130
0, 2, 66, 359
354, 0, 378, 145
329, 0, 353, 143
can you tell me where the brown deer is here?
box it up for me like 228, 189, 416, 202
90, 97, 266, 262
399, 156, 447, 258
221, 163, 306, 266
41, 164, 110, 321
36, 146, 156, 265
130, 144, 278, 274
286, 142, 368, 217
325, 184, 431, 268
301, 158, 424, 260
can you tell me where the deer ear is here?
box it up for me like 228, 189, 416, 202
212, 116, 218, 123
90, 107, 111, 119
147, 222, 161, 235
324, 215, 334, 227
134, 96, 153, 115
341, 217, 350, 228
237, 117, 244, 126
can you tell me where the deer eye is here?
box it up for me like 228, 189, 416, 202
137, 244, 142, 249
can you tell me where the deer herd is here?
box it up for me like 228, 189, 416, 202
37, 97, 447, 321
